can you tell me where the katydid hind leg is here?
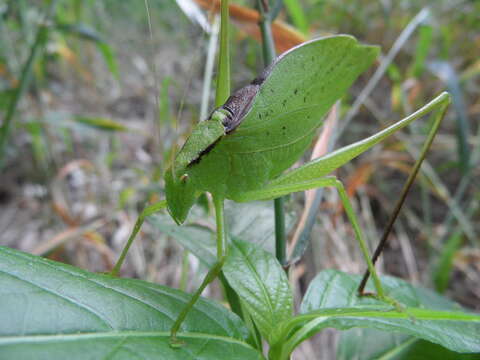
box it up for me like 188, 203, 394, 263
237, 92, 451, 300
110, 200, 167, 276
170, 195, 228, 346
358, 93, 451, 294
238, 176, 387, 300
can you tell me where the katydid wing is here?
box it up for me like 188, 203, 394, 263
166, 35, 379, 224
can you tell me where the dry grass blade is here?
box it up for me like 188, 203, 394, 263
32, 217, 106, 256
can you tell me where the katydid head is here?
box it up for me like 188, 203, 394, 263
165, 109, 230, 224
165, 166, 197, 225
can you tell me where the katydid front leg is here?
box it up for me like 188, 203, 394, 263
111, 200, 167, 276
111, 196, 228, 346
236, 92, 451, 304
170, 195, 228, 346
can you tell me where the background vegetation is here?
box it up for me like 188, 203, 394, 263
0, 0, 478, 357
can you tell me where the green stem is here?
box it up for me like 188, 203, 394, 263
0, 0, 58, 167
274, 197, 286, 265
257, 0, 286, 266
215, 0, 230, 107
258, 1, 276, 65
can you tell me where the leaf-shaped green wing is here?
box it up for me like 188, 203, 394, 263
187, 35, 379, 198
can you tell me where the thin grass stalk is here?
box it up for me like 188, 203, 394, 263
0, 0, 58, 167
144, 0, 162, 165
200, 16, 220, 121
337, 7, 431, 137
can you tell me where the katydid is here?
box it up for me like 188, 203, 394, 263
111, 35, 450, 345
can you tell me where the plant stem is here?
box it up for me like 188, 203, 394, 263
258, 1, 276, 65
0, 0, 58, 167
257, 0, 286, 266
215, 0, 230, 107
274, 197, 287, 265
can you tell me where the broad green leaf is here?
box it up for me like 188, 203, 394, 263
74, 116, 128, 131
149, 201, 293, 267
225, 201, 294, 253
270, 270, 480, 358
300, 269, 459, 312
149, 213, 217, 267
223, 240, 293, 345
0, 332, 265, 360
337, 328, 480, 360
0, 246, 263, 360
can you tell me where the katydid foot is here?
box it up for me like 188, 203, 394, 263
168, 260, 226, 348
358, 289, 416, 321
358, 290, 405, 312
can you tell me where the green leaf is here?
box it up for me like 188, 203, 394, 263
148, 201, 294, 268
283, 0, 309, 34
271, 270, 480, 357
300, 269, 459, 312
433, 231, 463, 293
225, 201, 293, 253
74, 116, 129, 131
0, 246, 264, 360
410, 24, 433, 78
55, 23, 119, 79
96, 42, 119, 79
56, 23, 105, 42
223, 240, 293, 345
149, 213, 217, 268
337, 328, 480, 360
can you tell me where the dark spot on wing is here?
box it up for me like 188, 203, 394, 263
187, 137, 222, 167
294, 89, 298, 95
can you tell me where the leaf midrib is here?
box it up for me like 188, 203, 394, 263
233, 243, 278, 331
0, 246, 245, 339
0, 331, 253, 347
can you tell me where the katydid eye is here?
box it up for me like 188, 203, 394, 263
180, 174, 189, 183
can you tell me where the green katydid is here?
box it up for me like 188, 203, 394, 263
111, 35, 450, 345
